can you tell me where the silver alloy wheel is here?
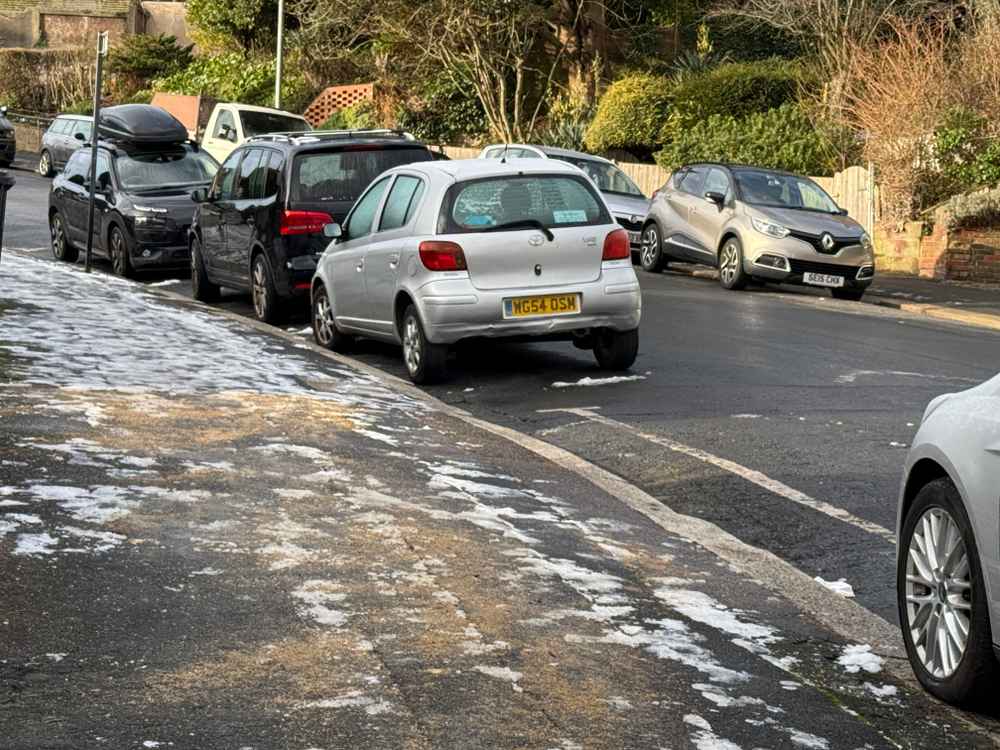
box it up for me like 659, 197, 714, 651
640, 226, 658, 267
38, 151, 49, 176
252, 259, 267, 319
111, 230, 126, 275
51, 215, 64, 257
403, 315, 421, 375
314, 289, 335, 346
720, 242, 739, 286
905, 507, 972, 679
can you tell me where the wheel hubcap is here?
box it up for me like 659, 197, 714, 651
403, 317, 421, 374
905, 507, 972, 678
112, 232, 125, 273
641, 228, 658, 266
314, 292, 334, 345
39, 154, 48, 174
252, 262, 266, 318
720, 244, 739, 285
51, 218, 63, 256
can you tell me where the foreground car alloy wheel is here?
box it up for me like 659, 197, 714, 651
401, 304, 447, 384
110, 227, 133, 278
312, 284, 351, 352
639, 224, 666, 272
38, 150, 52, 177
50, 212, 78, 263
718, 238, 747, 290
251, 254, 283, 324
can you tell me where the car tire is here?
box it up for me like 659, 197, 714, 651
639, 222, 667, 273
832, 288, 865, 302
251, 253, 284, 324
897, 478, 998, 707
191, 237, 220, 303
718, 236, 748, 291
109, 226, 133, 279
49, 211, 78, 263
312, 283, 353, 353
593, 328, 639, 370
401, 304, 448, 384
38, 150, 52, 177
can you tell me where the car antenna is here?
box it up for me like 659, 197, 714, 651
501, 143, 509, 164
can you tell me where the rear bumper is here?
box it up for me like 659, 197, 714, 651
413, 262, 642, 345
276, 252, 319, 299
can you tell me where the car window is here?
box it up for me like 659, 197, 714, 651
116, 146, 217, 191
247, 149, 274, 200
345, 175, 391, 240
71, 120, 92, 141
214, 110, 236, 140
63, 151, 88, 184
239, 111, 309, 137
733, 169, 840, 213
703, 168, 731, 198
91, 152, 111, 188
50, 119, 71, 135
265, 150, 284, 198
483, 148, 502, 159
549, 155, 644, 197
290, 146, 433, 204
678, 166, 707, 196
234, 149, 262, 200
379, 175, 424, 231
442, 174, 610, 233
211, 150, 242, 200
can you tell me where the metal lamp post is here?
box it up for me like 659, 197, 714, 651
84, 30, 109, 274
274, 0, 284, 110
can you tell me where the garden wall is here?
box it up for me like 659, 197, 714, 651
875, 212, 1000, 283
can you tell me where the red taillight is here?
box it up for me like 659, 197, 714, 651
280, 209, 333, 236
419, 240, 467, 271
602, 228, 630, 261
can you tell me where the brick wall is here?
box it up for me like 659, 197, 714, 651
41, 13, 126, 47
875, 215, 1000, 283
873, 222, 922, 275
947, 230, 1000, 284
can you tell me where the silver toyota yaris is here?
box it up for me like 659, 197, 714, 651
897, 372, 1000, 705
311, 159, 641, 383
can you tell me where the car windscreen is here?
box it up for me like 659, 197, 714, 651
240, 111, 311, 137
290, 146, 433, 204
549, 155, 644, 197
115, 147, 218, 191
733, 169, 840, 213
440, 173, 611, 233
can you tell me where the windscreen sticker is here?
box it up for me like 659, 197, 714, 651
464, 214, 496, 226
552, 209, 587, 223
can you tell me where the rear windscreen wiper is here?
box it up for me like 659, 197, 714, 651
482, 219, 554, 242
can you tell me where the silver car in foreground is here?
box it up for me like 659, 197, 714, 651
478, 144, 651, 255
897, 372, 1000, 705
311, 159, 641, 383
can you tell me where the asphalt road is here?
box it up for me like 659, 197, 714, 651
7, 167, 1000, 633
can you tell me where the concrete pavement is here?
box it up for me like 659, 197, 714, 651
2, 251, 996, 747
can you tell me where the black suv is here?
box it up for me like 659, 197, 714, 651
189, 130, 434, 323
48, 105, 218, 276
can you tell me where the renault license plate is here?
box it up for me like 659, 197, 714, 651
504, 293, 580, 319
803, 271, 845, 288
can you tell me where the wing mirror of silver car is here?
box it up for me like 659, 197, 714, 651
704, 191, 726, 208
191, 187, 211, 203
323, 222, 342, 239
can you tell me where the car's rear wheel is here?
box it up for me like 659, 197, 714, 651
898, 478, 997, 706
718, 237, 748, 290
109, 226, 133, 278
312, 283, 353, 353
191, 237, 220, 302
38, 150, 52, 177
251, 253, 283, 324
401, 304, 448, 384
593, 328, 638, 370
639, 223, 667, 273
832, 287, 865, 302
50, 211, 78, 263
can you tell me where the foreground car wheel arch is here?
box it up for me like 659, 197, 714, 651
897, 477, 998, 706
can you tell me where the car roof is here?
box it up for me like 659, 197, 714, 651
221, 103, 306, 118
683, 162, 803, 178
483, 143, 614, 165
55, 114, 93, 122
404, 157, 582, 182
246, 129, 427, 153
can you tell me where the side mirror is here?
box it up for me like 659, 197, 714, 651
836, 207, 848, 216
704, 191, 726, 207
323, 222, 342, 239
74, 132, 86, 142
191, 187, 210, 203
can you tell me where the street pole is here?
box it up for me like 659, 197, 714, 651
85, 30, 108, 274
274, 0, 284, 110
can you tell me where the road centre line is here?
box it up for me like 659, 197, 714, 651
544, 407, 897, 545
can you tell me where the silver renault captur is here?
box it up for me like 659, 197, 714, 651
641, 163, 876, 300
311, 159, 641, 384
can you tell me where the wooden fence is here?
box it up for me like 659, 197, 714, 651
437, 145, 878, 233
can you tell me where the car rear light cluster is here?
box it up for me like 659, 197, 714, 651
602, 228, 630, 261
419, 240, 467, 271
280, 209, 333, 236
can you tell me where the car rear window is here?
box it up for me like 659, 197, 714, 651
290, 146, 433, 204
240, 111, 310, 137
440, 174, 610, 233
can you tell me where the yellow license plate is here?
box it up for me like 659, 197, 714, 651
504, 293, 580, 318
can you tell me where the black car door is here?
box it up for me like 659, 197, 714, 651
224, 148, 264, 281
59, 151, 90, 244
199, 149, 241, 278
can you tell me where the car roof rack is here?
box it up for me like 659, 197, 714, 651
247, 129, 417, 145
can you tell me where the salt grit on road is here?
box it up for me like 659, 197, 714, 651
0, 252, 991, 748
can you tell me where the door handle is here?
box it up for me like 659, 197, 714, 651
388, 253, 400, 268
356, 260, 365, 272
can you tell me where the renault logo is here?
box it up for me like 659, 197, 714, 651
534, 264, 542, 276
528, 234, 545, 247
820, 232, 835, 251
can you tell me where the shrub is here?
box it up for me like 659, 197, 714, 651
396, 74, 487, 145
665, 59, 803, 134
535, 92, 594, 151
186, 0, 277, 51
0, 48, 91, 113
583, 73, 672, 159
108, 34, 192, 100
929, 108, 1000, 202
945, 187, 1000, 230
655, 103, 838, 176
320, 100, 378, 130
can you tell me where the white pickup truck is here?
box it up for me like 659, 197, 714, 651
151, 94, 311, 164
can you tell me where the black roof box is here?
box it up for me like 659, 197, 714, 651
98, 104, 188, 145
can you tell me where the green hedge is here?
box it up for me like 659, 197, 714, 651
396, 73, 487, 145
583, 73, 672, 159
0, 48, 91, 113
655, 103, 838, 176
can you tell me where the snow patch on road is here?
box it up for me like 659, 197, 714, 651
298, 691, 394, 715
837, 644, 883, 674
551, 375, 646, 388
292, 580, 350, 627
813, 576, 855, 598
864, 682, 899, 699
474, 665, 524, 692
13, 532, 58, 556
683, 714, 743, 750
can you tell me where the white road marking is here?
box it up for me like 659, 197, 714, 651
835, 369, 979, 385
548, 408, 896, 544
